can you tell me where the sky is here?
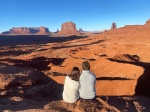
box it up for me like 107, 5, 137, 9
0, 0, 150, 33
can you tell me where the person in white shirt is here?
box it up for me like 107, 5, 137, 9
62, 67, 80, 103
79, 61, 96, 100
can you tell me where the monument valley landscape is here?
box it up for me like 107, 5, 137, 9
0, 19, 150, 111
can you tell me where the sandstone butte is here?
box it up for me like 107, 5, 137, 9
0, 19, 150, 111
111, 22, 117, 29
58, 21, 81, 36
1, 21, 81, 36
2, 26, 50, 35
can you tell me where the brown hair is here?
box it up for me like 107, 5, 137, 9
69, 67, 80, 81
82, 61, 90, 70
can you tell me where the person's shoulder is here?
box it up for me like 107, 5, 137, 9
80, 71, 86, 76
65, 75, 71, 80
89, 72, 96, 78
66, 75, 69, 78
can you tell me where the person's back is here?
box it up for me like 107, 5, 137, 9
62, 67, 80, 103
79, 61, 96, 99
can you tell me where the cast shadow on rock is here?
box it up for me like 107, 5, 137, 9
96, 77, 134, 80
107, 54, 150, 96
0, 35, 87, 47
0, 50, 31, 57
51, 39, 106, 49
0, 64, 64, 111
0, 56, 66, 71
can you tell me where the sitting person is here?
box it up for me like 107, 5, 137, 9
79, 61, 96, 100
62, 67, 80, 103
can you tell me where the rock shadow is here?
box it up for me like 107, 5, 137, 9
0, 64, 64, 111
47, 72, 68, 76
0, 50, 31, 57
0, 35, 87, 47
51, 39, 106, 49
107, 54, 150, 96
1, 56, 66, 71
96, 77, 133, 80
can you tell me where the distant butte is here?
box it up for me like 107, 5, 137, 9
58, 21, 80, 36
2, 26, 50, 35
1, 19, 150, 36
111, 22, 117, 29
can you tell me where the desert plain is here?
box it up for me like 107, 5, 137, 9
0, 20, 150, 112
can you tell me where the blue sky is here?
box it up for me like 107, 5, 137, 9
0, 0, 150, 33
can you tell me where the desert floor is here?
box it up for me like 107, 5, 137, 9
0, 27, 150, 112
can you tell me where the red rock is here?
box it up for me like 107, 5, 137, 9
3, 27, 50, 35
61, 22, 77, 31
37, 26, 50, 35
58, 21, 80, 36
10, 27, 30, 34
145, 19, 150, 26
0, 64, 60, 97
111, 22, 117, 29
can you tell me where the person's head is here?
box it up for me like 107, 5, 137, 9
69, 67, 80, 81
82, 61, 90, 70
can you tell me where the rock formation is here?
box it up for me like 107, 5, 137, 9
10, 27, 30, 34
55, 29, 59, 33
111, 22, 117, 29
125, 19, 150, 28
79, 28, 83, 32
37, 26, 50, 35
58, 21, 80, 36
61, 22, 76, 31
1, 19, 150, 111
145, 19, 150, 26
2, 26, 50, 35
0, 64, 62, 98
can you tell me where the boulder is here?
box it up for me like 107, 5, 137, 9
58, 97, 119, 112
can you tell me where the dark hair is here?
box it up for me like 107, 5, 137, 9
69, 67, 80, 81
82, 61, 90, 70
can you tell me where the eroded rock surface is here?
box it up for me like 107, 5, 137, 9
58, 21, 80, 36
0, 64, 62, 98
2, 26, 50, 35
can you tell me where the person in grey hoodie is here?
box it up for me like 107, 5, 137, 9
79, 61, 96, 100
